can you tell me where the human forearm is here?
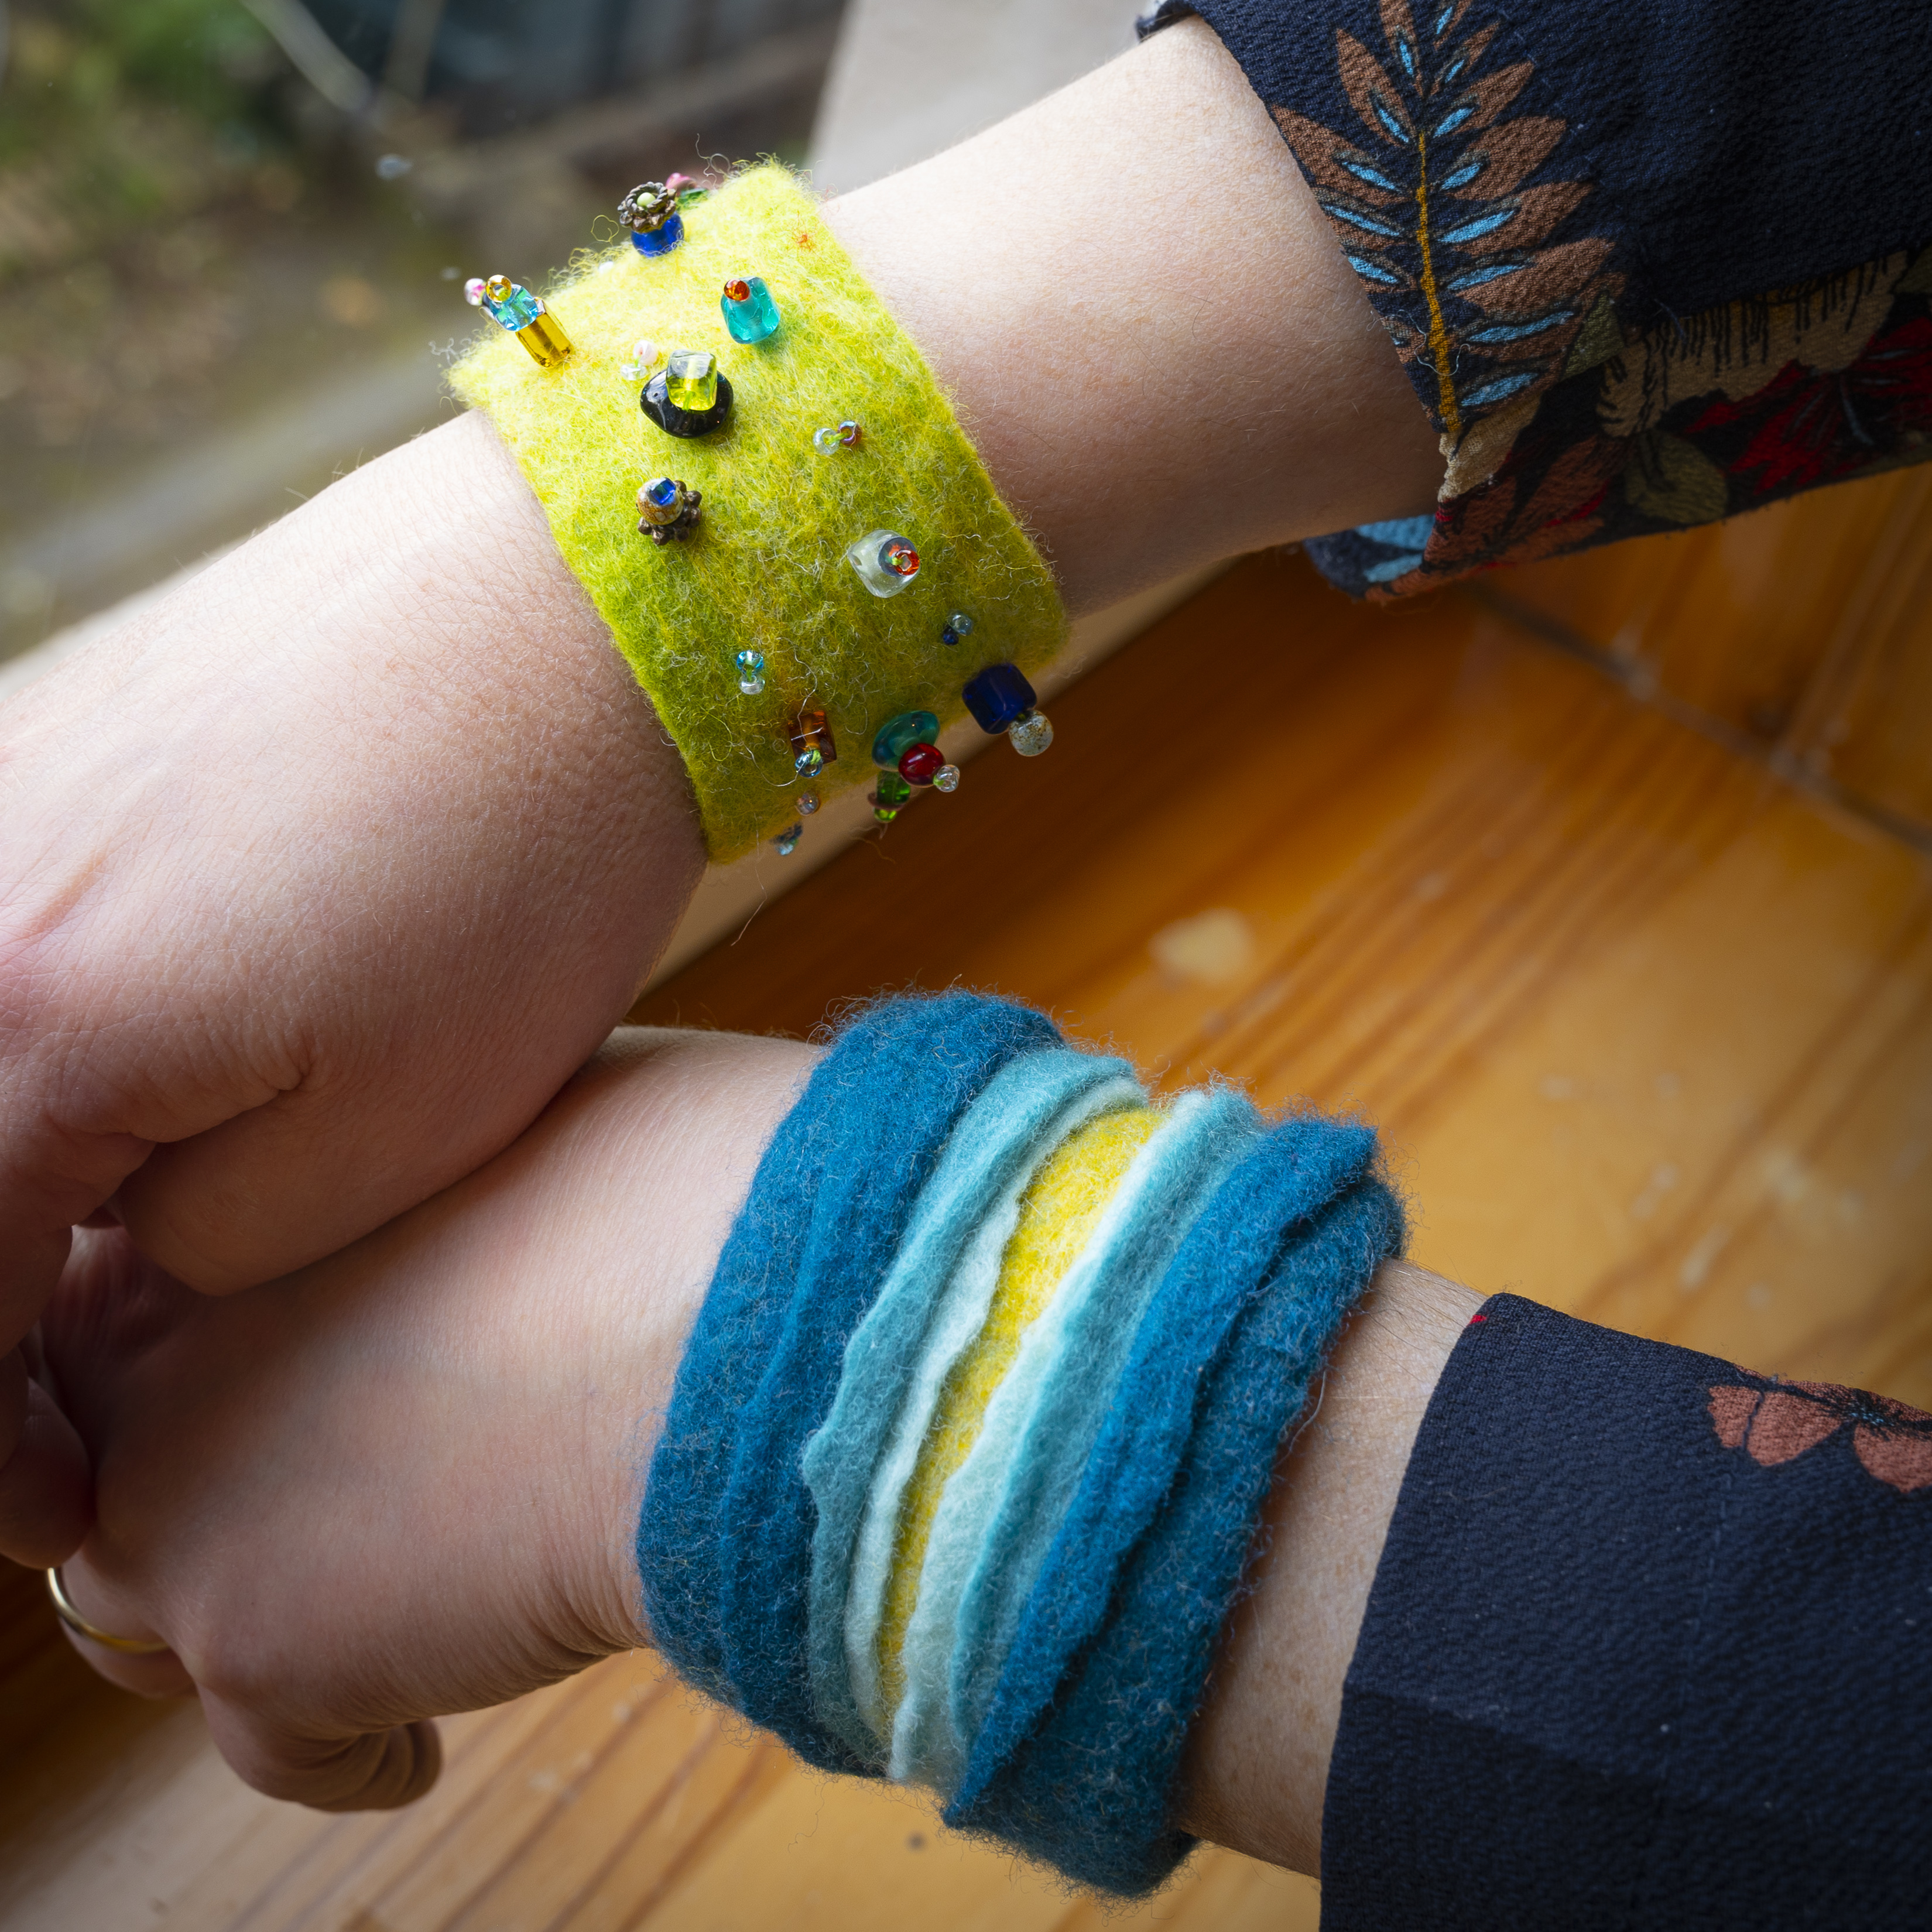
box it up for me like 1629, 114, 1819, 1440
828, 15, 1442, 614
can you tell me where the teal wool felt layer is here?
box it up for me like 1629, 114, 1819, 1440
635, 993, 1405, 1897
802, 1047, 1145, 1766
888, 1085, 1260, 1792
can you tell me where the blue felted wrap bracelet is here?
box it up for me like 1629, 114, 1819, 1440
636, 992, 1405, 1895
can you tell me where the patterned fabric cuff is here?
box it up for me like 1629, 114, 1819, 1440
1143, 1, 1932, 599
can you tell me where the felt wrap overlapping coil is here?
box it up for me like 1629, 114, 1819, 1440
636, 991, 1403, 1895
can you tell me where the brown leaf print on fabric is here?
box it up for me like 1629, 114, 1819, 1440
1708, 1379, 1932, 1495
1269, 0, 1622, 447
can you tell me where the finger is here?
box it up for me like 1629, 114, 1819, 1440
0, 1348, 93, 1566
200, 1693, 442, 1812
47, 1551, 194, 1698
115, 1054, 573, 1296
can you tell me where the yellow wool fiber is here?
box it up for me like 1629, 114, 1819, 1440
872, 1104, 1164, 1728
448, 165, 1066, 862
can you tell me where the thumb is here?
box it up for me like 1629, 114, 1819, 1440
199, 1692, 443, 1813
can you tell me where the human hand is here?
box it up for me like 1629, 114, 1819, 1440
0, 413, 706, 1562
39, 1027, 812, 1807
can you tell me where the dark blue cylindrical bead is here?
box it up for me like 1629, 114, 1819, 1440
962, 662, 1036, 735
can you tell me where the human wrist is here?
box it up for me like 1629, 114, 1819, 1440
1174, 1259, 1481, 1874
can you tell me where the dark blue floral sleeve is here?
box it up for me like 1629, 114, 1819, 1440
1141, 2, 1932, 597
1321, 1295, 1932, 1928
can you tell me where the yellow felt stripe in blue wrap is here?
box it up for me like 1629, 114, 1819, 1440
448, 164, 1066, 862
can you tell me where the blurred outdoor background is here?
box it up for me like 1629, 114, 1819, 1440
0, 0, 1137, 680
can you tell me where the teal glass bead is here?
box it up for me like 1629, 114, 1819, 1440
721, 275, 780, 343
872, 710, 939, 768
467, 274, 542, 331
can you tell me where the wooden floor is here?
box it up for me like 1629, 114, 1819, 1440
4, 468, 1929, 1929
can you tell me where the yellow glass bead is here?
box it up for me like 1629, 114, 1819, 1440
515, 311, 573, 368
665, 348, 719, 412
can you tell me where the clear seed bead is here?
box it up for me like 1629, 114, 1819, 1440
1008, 710, 1054, 757
933, 763, 961, 792
798, 791, 820, 815
813, 424, 842, 454
944, 611, 975, 645
739, 673, 765, 695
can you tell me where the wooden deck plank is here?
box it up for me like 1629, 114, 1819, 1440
4, 514, 1927, 1927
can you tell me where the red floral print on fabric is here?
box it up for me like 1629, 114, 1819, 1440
1708, 1379, 1932, 1495
1684, 313, 1932, 497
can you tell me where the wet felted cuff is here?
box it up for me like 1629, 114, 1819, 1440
448, 164, 1066, 862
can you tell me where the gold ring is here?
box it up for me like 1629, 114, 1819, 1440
45, 1567, 171, 1656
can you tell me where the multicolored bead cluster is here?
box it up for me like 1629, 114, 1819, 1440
463, 181, 1054, 860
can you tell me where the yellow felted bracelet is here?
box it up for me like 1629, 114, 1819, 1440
448, 164, 1067, 864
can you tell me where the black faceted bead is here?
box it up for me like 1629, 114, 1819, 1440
641, 369, 733, 438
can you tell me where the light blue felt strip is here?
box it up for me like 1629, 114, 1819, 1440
800, 1046, 1142, 1766
841, 1087, 1143, 1748
890, 1085, 1261, 1793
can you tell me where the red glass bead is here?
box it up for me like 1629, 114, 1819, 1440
899, 742, 945, 785
884, 539, 919, 577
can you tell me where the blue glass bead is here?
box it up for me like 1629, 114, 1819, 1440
872, 710, 939, 768
735, 647, 765, 696
721, 275, 781, 343
775, 821, 802, 855
631, 212, 684, 256
479, 280, 542, 331
962, 662, 1036, 735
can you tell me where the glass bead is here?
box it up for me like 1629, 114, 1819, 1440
631, 212, 684, 256
775, 822, 803, 856
846, 529, 920, 598
899, 742, 945, 786
619, 337, 659, 381
873, 771, 913, 808
962, 661, 1037, 734
933, 763, 961, 792
735, 646, 765, 674
812, 420, 864, 455
1008, 708, 1054, 757
872, 710, 939, 768
790, 705, 836, 778
873, 806, 899, 824
721, 274, 781, 343
642, 365, 732, 438
638, 477, 685, 526
947, 611, 975, 638
516, 311, 572, 367
798, 792, 820, 815
475, 276, 542, 331
665, 349, 718, 412
463, 276, 486, 304
738, 673, 765, 696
